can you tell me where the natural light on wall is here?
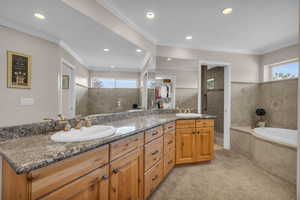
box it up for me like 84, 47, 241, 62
267, 60, 299, 81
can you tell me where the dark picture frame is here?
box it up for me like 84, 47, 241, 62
7, 51, 32, 89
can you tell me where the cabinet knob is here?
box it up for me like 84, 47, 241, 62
112, 168, 119, 174
152, 131, 159, 136
101, 175, 109, 180
151, 150, 159, 155
152, 175, 159, 181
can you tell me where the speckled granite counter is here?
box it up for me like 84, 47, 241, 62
0, 113, 215, 174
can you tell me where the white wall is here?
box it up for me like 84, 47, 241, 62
0, 26, 90, 127
260, 45, 299, 82
297, 3, 300, 198
157, 45, 261, 83
0, 26, 60, 127
156, 57, 198, 88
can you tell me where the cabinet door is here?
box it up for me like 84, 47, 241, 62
195, 127, 214, 161
110, 149, 143, 200
41, 165, 109, 200
175, 128, 196, 164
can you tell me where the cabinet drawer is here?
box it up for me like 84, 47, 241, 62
40, 165, 109, 200
164, 131, 175, 155
196, 119, 214, 128
196, 127, 213, 134
176, 120, 195, 129
145, 136, 163, 172
163, 122, 175, 133
110, 133, 144, 161
30, 145, 109, 200
145, 126, 163, 144
164, 150, 175, 176
144, 159, 164, 199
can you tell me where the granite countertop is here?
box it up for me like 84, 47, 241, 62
0, 114, 215, 174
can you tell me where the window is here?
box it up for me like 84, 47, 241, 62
207, 78, 215, 90
91, 78, 137, 88
91, 78, 115, 88
271, 61, 299, 81
115, 80, 137, 88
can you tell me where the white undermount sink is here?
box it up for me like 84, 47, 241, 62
51, 125, 116, 142
176, 113, 203, 118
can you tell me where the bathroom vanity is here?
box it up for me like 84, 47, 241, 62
0, 112, 215, 200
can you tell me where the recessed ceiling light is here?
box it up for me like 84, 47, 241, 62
136, 49, 142, 53
167, 58, 172, 61
185, 35, 193, 40
222, 8, 233, 15
110, 65, 115, 68
146, 11, 155, 19
103, 48, 110, 52
34, 13, 45, 20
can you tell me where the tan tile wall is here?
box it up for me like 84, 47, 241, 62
231, 83, 260, 127
88, 88, 140, 114
75, 84, 89, 117
175, 88, 198, 112
258, 79, 298, 129
231, 79, 298, 129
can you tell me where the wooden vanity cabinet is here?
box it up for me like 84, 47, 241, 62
175, 119, 214, 164
163, 122, 175, 176
2, 145, 110, 200
109, 149, 144, 200
109, 132, 144, 200
40, 165, 109, 200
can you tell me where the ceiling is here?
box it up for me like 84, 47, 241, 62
0, 0, 146, 71
101, 0, 298, 54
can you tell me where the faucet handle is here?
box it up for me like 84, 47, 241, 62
58, 114, 66, 120
75, 119, 83, 130
43, 117, 55, 121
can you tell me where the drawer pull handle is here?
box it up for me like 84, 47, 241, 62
152, 175, 158, 181
168, 160, 173, 164
101, 175, 109, 180
134, 138, 139, 142
152, 150, 159, 155
168, 140, 173, 145
152, 131, 159, 136
112, 168, 119, 174
152, 150, 159, 156
94, 158, 103, 163
168, 126, 173, 129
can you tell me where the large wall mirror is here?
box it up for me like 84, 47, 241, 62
0, 0, 150, 127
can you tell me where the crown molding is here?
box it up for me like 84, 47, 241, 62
96, 0, 158, 45
258, 40, 299, 55
59, 41, 85, 66
88, 66, 142, 72
0, 16, 59, 44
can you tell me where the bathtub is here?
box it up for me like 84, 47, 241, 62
231, 127, 297, 184
254, 127, 298, 148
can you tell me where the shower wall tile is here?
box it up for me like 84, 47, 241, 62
231, 83, 259, 127
88, 88, 140, 114
75, 85, 89, 116
176, 88, 198, 112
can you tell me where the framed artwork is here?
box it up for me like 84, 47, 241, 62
62, 75, 70, 89
7, 51, 32, 89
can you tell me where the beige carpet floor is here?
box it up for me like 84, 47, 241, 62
149, 149, 296, 200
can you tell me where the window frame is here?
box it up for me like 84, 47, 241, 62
268, 59, 299, 81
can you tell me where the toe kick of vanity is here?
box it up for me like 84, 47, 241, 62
2, 118, 214, 200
